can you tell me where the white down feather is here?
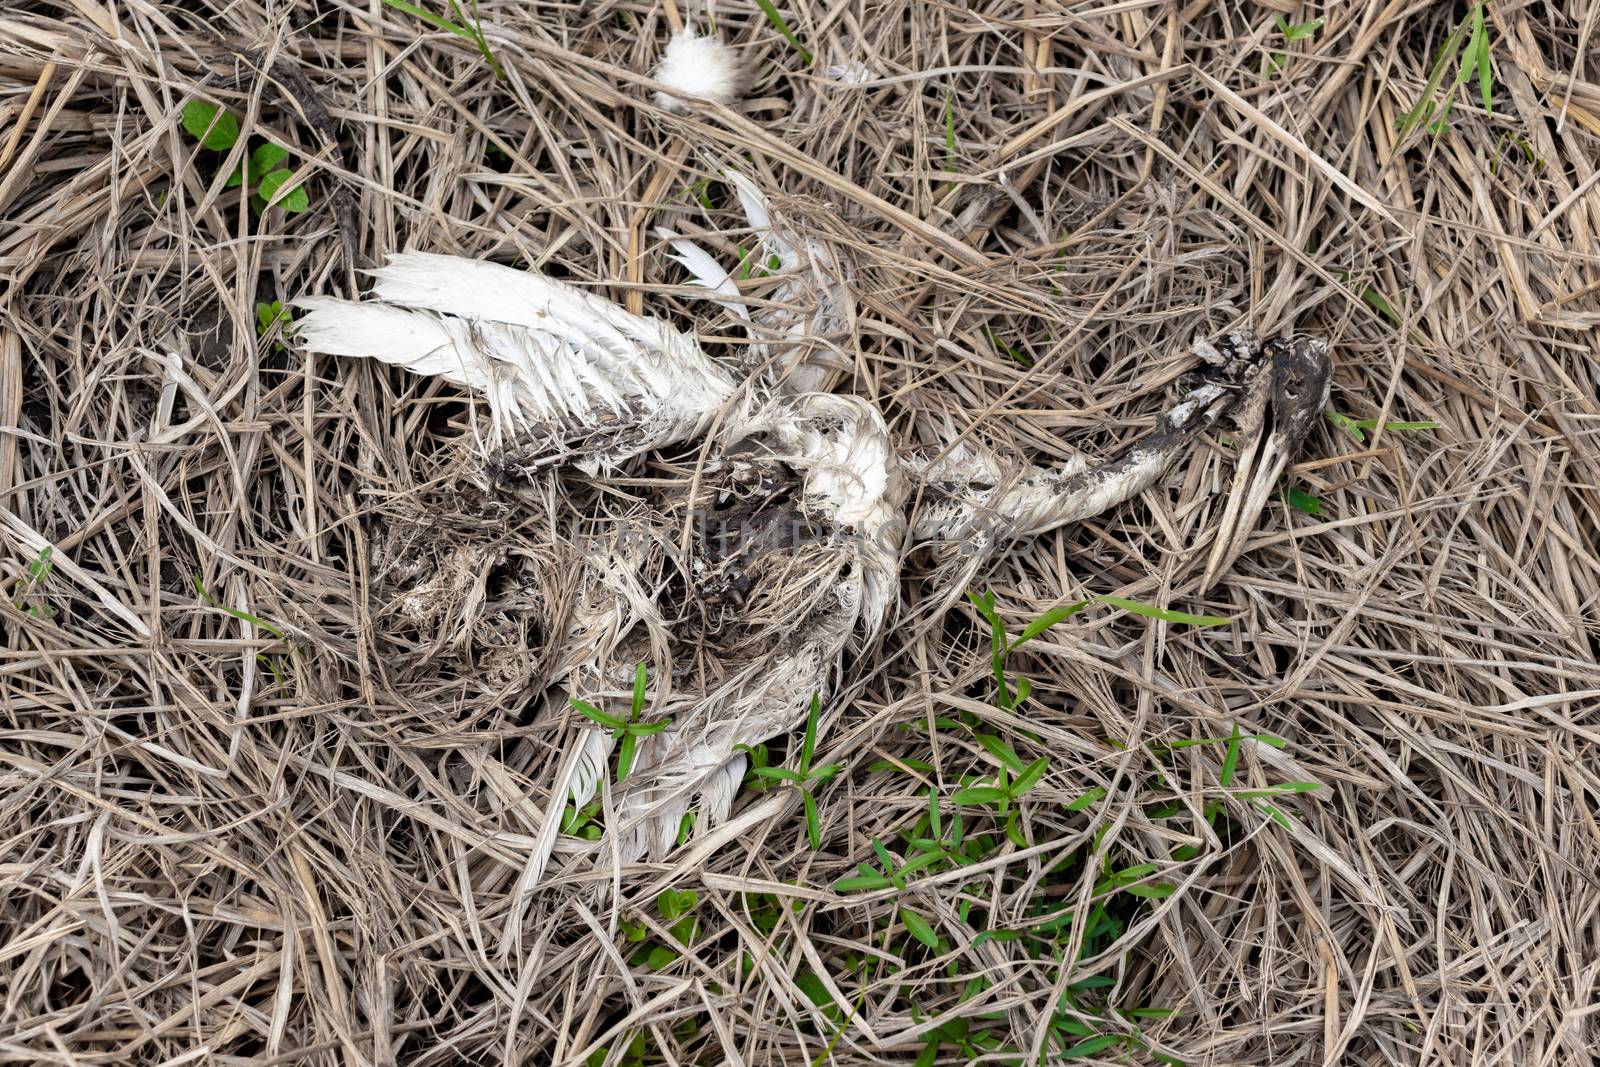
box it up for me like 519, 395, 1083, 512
652, 29, 745, 111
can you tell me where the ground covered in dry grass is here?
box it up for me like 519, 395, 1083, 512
4, 1, 1600, 1064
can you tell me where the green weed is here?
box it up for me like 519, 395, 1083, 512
193, 575, 296, 690
179, 101, 309, 215
382, 0, 506, 82
744, 694, 842, 849
1326, 411, 1440, 444
569, 662, 672, 782
12, 546, 56, 619
1264, 14, 1322, 77
1398, 3, 1494, 137
255, 300, 294, 352
754, 0, 813, 66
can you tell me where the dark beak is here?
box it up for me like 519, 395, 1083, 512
1201, 337, 1332, 588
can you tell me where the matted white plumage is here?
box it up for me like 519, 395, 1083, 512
293, 173, 1331, 893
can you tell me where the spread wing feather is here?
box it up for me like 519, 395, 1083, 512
294, 252, 738, 465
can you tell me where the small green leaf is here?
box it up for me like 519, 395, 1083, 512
800, 692, 820, 772
1065, 786, 1106, 812
569, 698, 624, 729
1010, 757, 1048, 798
1219, 723, 1243, 788
255, 300, 293, 339
1060, 1034, 1124, 1058
977, 735, 1025, 774
751, 767, 804, 783
802, 788, 821, 849
257, 168, 309, 213
965, 588, 997, 620
1327, 410, 1366, 442
617, 733, 638, 781
631, 661, 648, 718
867, 757, 935, 774
752, 0, 813, 65
1459, 9, 1485, 90
27, 547, 54, 583
644, 944, 678, 970
1475, 5, 1494, 111
657, 888, 697, 920
1010, 600, 1089, 650
181, 100, 239, 150
1287, 485, 1323, 516
1126, 883, 1177, 899
1235, 781, 1321, 798
250, 142, 290, 184
952, 786, 1008, 806
1094, 594, 1229, 627
1255, 799, 1294, 827
898, 851, 945, 877
1012, 675, 1032, 705
833, 872, 892, 892
192, 576, 287, 639
224, 166, 245, 188
900, 908, 941, 950
383, 0, 470, 35
1276, 16, 1323, 42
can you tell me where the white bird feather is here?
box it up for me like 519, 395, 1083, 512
657, 227, 748, 319
652, 29, 744, 112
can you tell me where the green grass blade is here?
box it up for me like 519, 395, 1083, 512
976, 735, 1025, 774
802, 789, 821, 849
1010, 757, 1048, 797
1009, 600, 1089, 650
1094, 594, 1229, 627
800, 692, 820, 772
833, 872, 892, 892
193, 577, 287, 639
753, 0, 813, 65
568, 698, 625, 729
617, 732, 638, 781
382, 0, 472, 38
1475, 5, 1493, 110
1065, 786, 1106, 812
1219, 723, 1243, 788
631, 661, 647, 717
1400, 17, 1470, 136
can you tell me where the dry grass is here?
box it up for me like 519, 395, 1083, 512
4, 1, 1600, 1064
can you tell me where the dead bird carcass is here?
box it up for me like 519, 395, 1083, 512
292, 175, 1332, 885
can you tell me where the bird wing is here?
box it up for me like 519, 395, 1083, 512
294, 252, 739, 468
912, 335, 1331, 583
